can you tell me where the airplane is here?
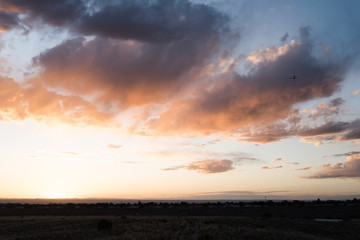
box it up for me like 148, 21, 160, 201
289, 75, 296, 80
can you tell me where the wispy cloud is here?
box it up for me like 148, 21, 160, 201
271, 157, 282, 163
107, 144, 122, 149
284, 162, 299, 166
333, 151, 360, 157
241, 118, 360, 145
59, 152, 80, 155
303, 98, 344, 119
162, 159, 234, 174
352, 89, 360, 96
290, 167, 312, 171
119, 161, 144, 164
261, 166, 283, 170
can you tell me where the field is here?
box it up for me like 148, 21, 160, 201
0, 215, 359, 240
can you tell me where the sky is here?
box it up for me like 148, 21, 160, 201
0, 0, 359, 200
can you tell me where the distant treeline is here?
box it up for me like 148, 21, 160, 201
1, 198, 360, 209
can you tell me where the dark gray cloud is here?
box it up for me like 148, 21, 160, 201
280, 33, 288, 43
27, 0, 230, 109
299, 121, 350, 137
2, 0, 85, 27
300, 119, 360, 141
241, 118, 360, 144
78, 0, 229, 43
333, 151, 360, 157
33, 32, 224, 108
0, 10, 19, 31
338, 123, 360, 140
3, 0, 229, 43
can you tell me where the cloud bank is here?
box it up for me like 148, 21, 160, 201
0, 0, 357, 146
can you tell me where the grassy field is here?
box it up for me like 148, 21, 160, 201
0, 215, 359, 240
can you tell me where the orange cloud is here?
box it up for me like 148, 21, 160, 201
305, 153, 360, 179
271, 157, 282, 163
162, 159, 234, 174
107, 144, 122, 149
136, 36, 343, 136
290, 167, 312, 171
59, 152, 80, 155
261, 166, 283, 170
352, 89, 360, 96
246, 40, 300, 64
0, 77, 114, 126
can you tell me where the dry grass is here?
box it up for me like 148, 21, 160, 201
0, 215, 359, 240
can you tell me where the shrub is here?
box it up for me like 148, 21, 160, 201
97, 219, 113, 231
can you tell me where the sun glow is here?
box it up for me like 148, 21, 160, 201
45, 192, 71, 199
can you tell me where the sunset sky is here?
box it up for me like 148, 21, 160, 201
0, 0, 359, 200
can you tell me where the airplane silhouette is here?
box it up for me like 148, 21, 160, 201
289, 75, 296, 80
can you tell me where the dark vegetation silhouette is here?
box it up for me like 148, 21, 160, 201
0, 199, 359, 219
97, 219, 112, 231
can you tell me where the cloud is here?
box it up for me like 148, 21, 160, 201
261, 166, 283, 170
239, 122, 297, 143
284, 162, 299, 166
300, 119, 360, 143
261, 159, 298, 170
141, 29, 345, 135
246, 40, 300, 65
0, 10, 19, 32
0, 0, 230, 126
78, 0, 229, 43
271, 157, 282, 163
333, 151, 360, 157
241, 117, 360, 145
1, 0, 86, 27
3, 0, 229, 43
299, 121, 350, 137
290, 167, 312, 171
280, 33, 288, 43
119, 161, 144, 164
25, 0, 230, 111
0, 1, 355, 144
305, 153, 360, 179
107, 144, 122, 149
59, 152, 79, 155
303, 98, 344, 119
162, 159, 234, 174
0, 77, 114, 126
33, 35, 222, 109
353, 89, 360, 96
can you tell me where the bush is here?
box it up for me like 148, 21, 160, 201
97, 219, 112, 231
